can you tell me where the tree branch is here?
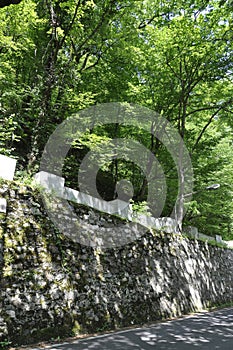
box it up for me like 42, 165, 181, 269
76, 0, 116, 53
59, 0, 82, 49
186, 105, 221, 117
192, 99, 233, 152
138, 12, 166, 29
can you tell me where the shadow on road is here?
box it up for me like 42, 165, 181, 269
33, 307, 233, 350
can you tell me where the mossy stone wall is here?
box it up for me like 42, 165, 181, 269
0, 182, 232, 346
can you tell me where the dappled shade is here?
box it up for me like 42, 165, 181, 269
47, 308, 233, 349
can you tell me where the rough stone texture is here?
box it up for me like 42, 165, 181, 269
0, 182, 232, 346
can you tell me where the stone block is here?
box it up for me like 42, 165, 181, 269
0, 154, 17, 181
64, 187, 130, 218
107, 199, 130, 216
184, 226, 198, 238
198, 232, 213, 241
63, 187, 81, 203
157, 217, 179, 233
0, 198, 6, 213
34, 171, 65, 197
215, 235, 223, 244
225, 240, 233, 248
135, 215, 179, 233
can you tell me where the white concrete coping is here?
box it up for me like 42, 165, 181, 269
134, 215, 179, 233
184, 226, 228, 246
215, 235, 223, 244
225, 240, 233, 248
0, 154, 17, 181
34, 171, 65, 197
0, 198, 7, 213
198, 232, 215, 241
34, 171, 179, 234
64, 187, 130, 217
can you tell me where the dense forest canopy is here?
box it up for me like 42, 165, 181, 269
0, 0, 232, 239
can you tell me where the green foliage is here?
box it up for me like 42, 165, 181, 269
130, 200, 151, 216
0, 0, 232, 238
0, 340, 11, 350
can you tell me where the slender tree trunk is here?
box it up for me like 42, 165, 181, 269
175, 75, 188, 232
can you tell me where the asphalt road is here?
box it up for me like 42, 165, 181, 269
31, 307, 233, 350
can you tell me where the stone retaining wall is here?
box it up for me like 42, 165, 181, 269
0, 182, 232, 346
